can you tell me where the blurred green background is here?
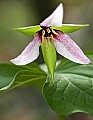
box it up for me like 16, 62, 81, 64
0, 0, 93, 120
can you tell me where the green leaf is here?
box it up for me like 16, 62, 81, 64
41, 40, 56, 81
43, 54, 93, 116
56, 54, 93, 78
43, 73, 93, 116
51, 24, 89, 33
0, 63, 24, 91
14, 25, 41, 36
10, 70, 46, 90
0, 62, 46, 91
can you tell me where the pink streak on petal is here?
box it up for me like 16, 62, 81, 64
40, 3, 63, 27
53, 31, 91, 64
10, 33, 41, 65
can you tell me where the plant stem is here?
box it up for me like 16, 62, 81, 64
59, 115, 66, 120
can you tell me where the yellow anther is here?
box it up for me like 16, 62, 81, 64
42, 35, 44, 42
51, 29, 58, 36
51, 34, 57, 42
42, 30, 45, 35
42, 30, 45, 42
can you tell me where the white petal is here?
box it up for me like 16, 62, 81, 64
10, 33, 41, 65
40, 3, 63, 27
53, 31, 91, 64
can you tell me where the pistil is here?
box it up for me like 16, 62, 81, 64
41, 28, 58, 48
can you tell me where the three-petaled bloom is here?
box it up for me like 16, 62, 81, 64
10, 3, 91, 65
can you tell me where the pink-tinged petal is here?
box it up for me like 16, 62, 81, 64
10, 33, 41, 65
40, 3, 63, 27
52, 31, 91, 64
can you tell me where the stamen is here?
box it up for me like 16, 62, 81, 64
51, 34, 57, 42
42, 30, 45, 35
51, 29, 59, 36
42, 30, 45, 42
42, 35, 44, 42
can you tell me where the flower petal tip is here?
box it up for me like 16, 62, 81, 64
40, 3, 63, 27
10, 58, 28, 65
83, 59, 91, 65
53, 31, 91, 65
10, 59, 20, 65
10, 33, 41, 66
75, 57, 91, 65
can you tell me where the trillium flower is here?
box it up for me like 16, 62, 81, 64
10, 3, 91, 65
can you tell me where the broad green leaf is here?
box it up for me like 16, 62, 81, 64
0, 63, 24, 91
56, 54, 93, 78
10, 70, 46, 90
51, 24, 89, 33
14, 25, 41, 36
41, 40, 56, 81
0, 62, 46, 91
43, 54, 93, 116
43, 73, 93, 116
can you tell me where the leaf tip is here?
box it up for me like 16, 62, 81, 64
13, 28, 21, 31
84, 24, 89, 27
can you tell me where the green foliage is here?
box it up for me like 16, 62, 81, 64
52, 24, 89, 33
0, 63, 23, 90
11, 70, 46, 90
56, 55, 93, 77
14, 25, 41, 36
0, 62, 46, 92
0, 53, 93, 117
41, 40, 56, 81
43, 54, 93, 116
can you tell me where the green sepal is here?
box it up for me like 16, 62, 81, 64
13, 24, 89, 36
13, 25, 41, 36
51, 24, 89, 33
41, 40, 56, 82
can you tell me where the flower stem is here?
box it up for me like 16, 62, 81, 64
58, 115, 66, 120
